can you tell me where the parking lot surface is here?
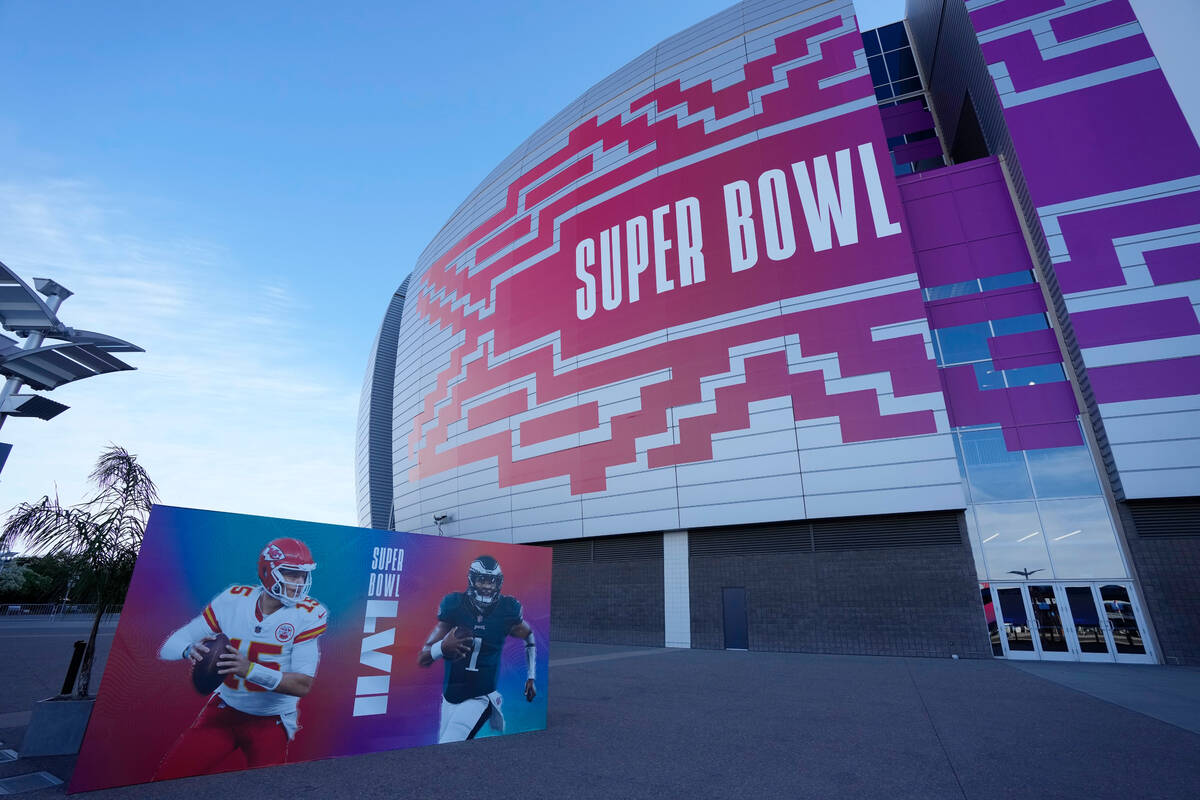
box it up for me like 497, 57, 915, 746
1, 618, 1198, 798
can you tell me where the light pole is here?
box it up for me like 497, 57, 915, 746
0, 261, 142, 441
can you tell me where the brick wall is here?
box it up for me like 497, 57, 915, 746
1121, 500, 1200, 666
689, 516, 992, 659
544, 535, 664, 647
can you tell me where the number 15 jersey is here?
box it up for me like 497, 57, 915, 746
160, 584, 328, 721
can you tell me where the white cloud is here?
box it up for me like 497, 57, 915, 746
0, 180, 361, 528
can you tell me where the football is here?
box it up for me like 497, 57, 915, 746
449, 627, 474, 659
191, 633, 230, 694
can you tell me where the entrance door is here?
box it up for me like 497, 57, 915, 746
722, 587, 748, 650
1098, 584, 1154, 664
1061, 584, 1112, 662
994, 585, 1038, 660
988, 582, 1155, 663
1026, 585, 1073, 661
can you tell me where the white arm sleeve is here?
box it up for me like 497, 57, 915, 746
158, 614, 214, 661
289, 638, 321, 677
524, 631, 536, 681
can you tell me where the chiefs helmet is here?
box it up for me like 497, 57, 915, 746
258, 538, 316, 606
466, 556, 503, 610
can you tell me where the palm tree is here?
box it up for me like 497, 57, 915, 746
1, 445, 157, 698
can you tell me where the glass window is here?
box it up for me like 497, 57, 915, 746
961, 428, 1034, 501
974, 361, 1004, 390
1038, 498, 1127, 579
935, 322, 992, 364
964, 507, 987, 576
1003, 363, 1065, 387
980, 271, 1033, 291
877, 22, 910, 51
868, 55, 888, 86
924, 279, 980, 301
874, 83, 895, 101
976, 501, 1050, 581
980, 584, 1003, 656
1026, 441, 1101, 497
862, 30, 882, 57
992, 313, 1047, 335
893, 77, 923, 97
885, 49, 918, 81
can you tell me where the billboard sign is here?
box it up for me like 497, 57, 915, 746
70, 506, 551, 792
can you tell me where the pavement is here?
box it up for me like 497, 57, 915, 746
1, 618, 1198, 798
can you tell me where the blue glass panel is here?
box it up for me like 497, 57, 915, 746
874, 83, 894, 101
1040, 498, 1127, 579
877, 22, 909, 51
992, 313, 1048, 335
887, 134, 906, 148
863, 30, 882, 57
935, 322, 992, 364
1026, 442, 1101, 498
976, 502, 1050, 581
980, 271, 1033, 291
923, 279, 980, 301
961, 428, 1034, 501
868, 55, 888, 85
1004, 363, 1065, 387
893, 161, 914, 176
885, 49, 918, 80
974, 361, 1004, 390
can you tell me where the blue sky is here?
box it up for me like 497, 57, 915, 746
0, 0, 1194, 527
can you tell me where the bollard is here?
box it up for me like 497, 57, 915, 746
60, 640, 87, 696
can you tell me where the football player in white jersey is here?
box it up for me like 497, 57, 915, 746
154, 537, 328, 780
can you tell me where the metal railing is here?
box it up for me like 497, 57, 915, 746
1, 603, 122, 618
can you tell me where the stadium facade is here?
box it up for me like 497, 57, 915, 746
358, 0, 1200, 665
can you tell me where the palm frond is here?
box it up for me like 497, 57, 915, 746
88, 445, 159, 516
2, 497, 99, 556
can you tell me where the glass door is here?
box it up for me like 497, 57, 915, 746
1026, 585, 1073, 661
1061, 584, 1112, 662
985, 582, 1156, 663
1099, 584, 1155, 664
993, 585, 1038, 660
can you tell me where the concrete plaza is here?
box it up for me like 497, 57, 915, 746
1, 617, 1198, 798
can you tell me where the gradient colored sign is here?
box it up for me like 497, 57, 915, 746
70, 506, 551, 793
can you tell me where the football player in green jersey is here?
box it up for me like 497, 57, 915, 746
418, 556, 536, 742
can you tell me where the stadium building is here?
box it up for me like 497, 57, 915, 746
357, 0, 1200, 665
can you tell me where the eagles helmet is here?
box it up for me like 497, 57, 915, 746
257, 538, 316, 606
466, 556, 503, 610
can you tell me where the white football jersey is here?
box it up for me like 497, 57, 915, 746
198, 584, 327, 718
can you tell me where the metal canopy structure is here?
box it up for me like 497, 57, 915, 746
0, 260, 143, 430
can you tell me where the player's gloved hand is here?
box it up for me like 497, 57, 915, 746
441, 627, 473, 660
524, 679, 536, 702
185, 635, 217, 664
217, 644, 252, 677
